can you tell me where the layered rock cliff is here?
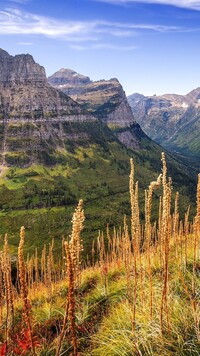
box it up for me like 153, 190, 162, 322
0, 48, 46, 82
48, 70, 134, 126
0, 49, 98, 166
48, 69, 142, 149
0, 49, 91, 120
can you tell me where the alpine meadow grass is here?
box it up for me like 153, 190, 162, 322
0, 153, 199, 355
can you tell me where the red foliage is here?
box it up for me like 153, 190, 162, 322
0, 343, 6, 356
13, 329, 40, 355
102, 264, 108, 276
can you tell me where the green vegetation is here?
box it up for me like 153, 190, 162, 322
0, 137, 196, 256
0, 118, 196, 258
163, 114, 200, 162
0, 154, 199, 355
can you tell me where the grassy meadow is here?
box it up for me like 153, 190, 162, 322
0, 135, 196, 258
0, 153, 199, 355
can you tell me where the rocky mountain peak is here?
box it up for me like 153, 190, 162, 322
0, 48, 10, 58
49, 69, 136, 128
48, 68, 138, 150
127, 87, 200, 159
48, 68, 91, 87
0, 48, 162, 169
0, 49, 92, 121
128, 93, 145, 106
0, 50, 46, 83
185, 87, 200, 103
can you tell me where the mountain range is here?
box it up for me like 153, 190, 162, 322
128, 89, 200, 164
0, 48, 197, 255
48, 68, 143, 151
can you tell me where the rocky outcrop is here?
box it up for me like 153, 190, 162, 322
48, 69, 143, 149
114, 123, 145, 150
0, 49, 90, 120
127, 93, 145, 108
0, 48, 46, 83
105, 98, 135, 128
0, 49, 99, 166
0, 49, 153, 167
48, 71, 135, 128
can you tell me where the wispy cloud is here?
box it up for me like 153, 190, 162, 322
69, 43, 137, 50
17, 41, 33, 45
109, 21, 181, 32
94, 43, 137, 50
8, 0, 30, 4
68, 44, 86, 51
93, 0, 200, 11
0, 9, 96, 39
0, 7, 185, 43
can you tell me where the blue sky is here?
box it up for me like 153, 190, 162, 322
1, 0, 200, 95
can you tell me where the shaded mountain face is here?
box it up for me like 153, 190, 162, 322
128, 89, 200, 159
48, 68, 140, 149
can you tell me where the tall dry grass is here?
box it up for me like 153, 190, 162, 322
0, 153, 199, 355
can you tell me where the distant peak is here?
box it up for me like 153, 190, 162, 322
0, 48, 11, 58
59, 68, 76, 73
48, 68, 91, 86
0, 48, 46, 82
50, 68, 90, 79
110, 78, 120, 83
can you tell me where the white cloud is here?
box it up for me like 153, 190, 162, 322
108, 21, 181, 32
68, 44, 87, 51
69, 43, 137, 51
9, 0, 30, 3
17, 41, 33, 45
0, 9, 96, 39
93, 43, 137, 50
93, 0, 200, 11
0, 7, 184, 42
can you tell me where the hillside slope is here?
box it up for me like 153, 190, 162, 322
0, 153, 199, 355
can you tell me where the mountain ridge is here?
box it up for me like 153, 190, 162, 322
48, 68, 142, 150
128, 88, 200, 160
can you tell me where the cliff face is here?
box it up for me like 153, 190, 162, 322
0, 50, 157, 168
48, 70, 135, 127
48, 69, 143, 149
0, 49, 87, 120
0, 49, 99, 166
0, 48, 46, 83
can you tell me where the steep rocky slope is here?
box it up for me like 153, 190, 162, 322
128, 89, 200, 159
0, 49, 86, 119
0, 49, 98, 166
48, 69, 133, 126
48, 69, 141, 150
